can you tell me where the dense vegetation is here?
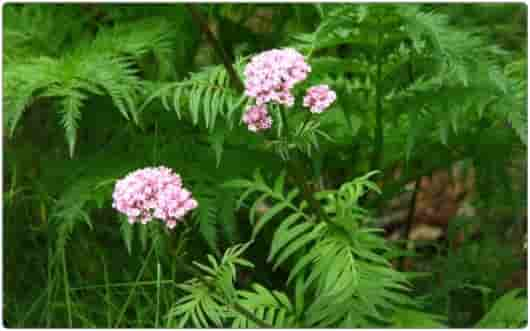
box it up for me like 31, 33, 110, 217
3, 3, 527, 328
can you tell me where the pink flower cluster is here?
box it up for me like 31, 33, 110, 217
112, 166, 198, 229
242, 105, 272, 132
303, 85, 337, 113
241, 48, 338, 133
244, 48, 311, 107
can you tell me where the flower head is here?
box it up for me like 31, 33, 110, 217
244, 48, 311, 107
112, 166, 198, 229
303, 85, 337, 113
242, 104, 273, 132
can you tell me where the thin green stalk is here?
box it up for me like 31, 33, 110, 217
290, 153, 333, 225
155, 263, 161, 328
280, 107, 290, 140
300, 111, 312, 132
46, 247, 54, 327
70, 280, 176, 291
153, 120, 159, 165
113, 245, 156, 328
18, 288, 48, 327
102, 256, 112, 328
371, 22, 384, 172
62, 251, 73, 327
290, 150, 357, 252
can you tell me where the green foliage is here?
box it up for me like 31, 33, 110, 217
292, 4, 525, 168
226, 170, 417, 327
4, 3, 526, 328
141, 59, 250, 132
4, 5, 192, 156
475, 289, 527, 328
230, 283, 297, 328
167, 243, 254, 327
390, 308, 447, 328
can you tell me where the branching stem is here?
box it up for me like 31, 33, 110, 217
185, 4, 244, 92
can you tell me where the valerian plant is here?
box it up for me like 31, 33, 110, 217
4, 3, 526, 328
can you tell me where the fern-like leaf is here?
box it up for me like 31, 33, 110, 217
231, 283, 298, 328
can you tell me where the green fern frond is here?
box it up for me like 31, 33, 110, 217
3, 4, 86, 60
58, 91, 85, 157
502, 59, 527, 144
3, 57, 61, 137
302, 230, 412, 327
88, 18, 175, 60
168, 242, 254, 327
168, 280, 226, 328
231, 283, 298, 328
196, 196, 220, 255
140, 59, 250, 131
232, 170, 414, 327
3, 15, 179, 156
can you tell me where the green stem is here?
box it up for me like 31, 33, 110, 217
62, 251, 73, 328
19, 288, 48, 327
102, 256, 112, 328
153, 120, 159, 165
155, 263, 161, 328
69, 258, 270, 328
290, 152, 334, 226
46, 247, 54, 327
114, 245, 155, 327
300, 111, 312, 132
71, 279, 177, 291
371, 22, 384, 172
280, 107, 290, 139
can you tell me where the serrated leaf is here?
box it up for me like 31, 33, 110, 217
268, 216, 310, 262
252, 201, 290, 239
273, 227, 319, 270
273, 171, 287, 197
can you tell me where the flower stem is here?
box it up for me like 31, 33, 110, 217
300, 111, 312, 132
280, 106, 289, 137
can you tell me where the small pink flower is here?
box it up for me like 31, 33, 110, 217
244, 48, 311, 107
303, 85, 337, 113
242, 105, 273, 132
112, 166, 198, 229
